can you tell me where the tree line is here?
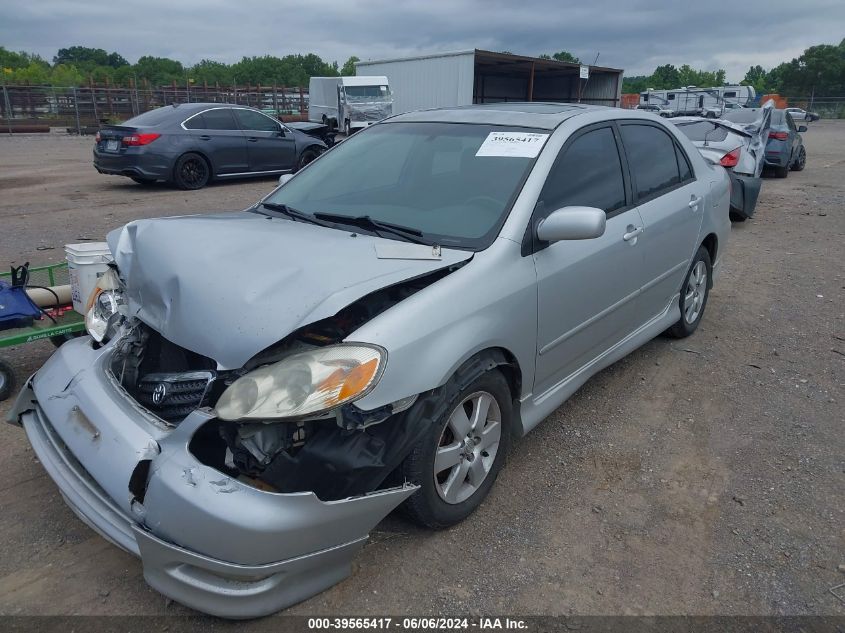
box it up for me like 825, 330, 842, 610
622, 39, 845, 97
2, 41, 843, 97
0, 46, 362, 87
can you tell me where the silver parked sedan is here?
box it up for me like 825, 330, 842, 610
8, 103, 730, 617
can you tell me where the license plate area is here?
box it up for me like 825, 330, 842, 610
105, 139, 120, 152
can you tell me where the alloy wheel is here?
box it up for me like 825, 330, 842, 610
181, 159, 207, 187
684, 260, 708, 324
434, 391, 502, 505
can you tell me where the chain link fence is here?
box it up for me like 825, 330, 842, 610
781, 97, 845, 119
0, 83, 310, 133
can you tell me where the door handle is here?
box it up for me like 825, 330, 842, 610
623, 226, 644, 242
199, 135, 211, 141
688, 195, 703, 210
247, 137, 259, 142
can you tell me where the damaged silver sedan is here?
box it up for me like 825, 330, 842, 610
8, 103, 730, 618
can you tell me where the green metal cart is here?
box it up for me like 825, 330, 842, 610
0, 262, 86, 401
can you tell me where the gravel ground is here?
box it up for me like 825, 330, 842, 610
0, 124, 842, 619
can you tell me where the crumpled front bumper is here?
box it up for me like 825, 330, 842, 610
7, 337, 417, 618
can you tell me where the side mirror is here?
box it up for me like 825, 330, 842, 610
276, 127, 287, 137
536, 206, 606, 243
798, 125, 807, 133
278, 173, 294, 186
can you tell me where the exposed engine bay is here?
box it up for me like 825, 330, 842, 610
109, 264, 462, 500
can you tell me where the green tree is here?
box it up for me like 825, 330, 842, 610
551, 51, 580, 64
190, 59, 235, 85
54, 46, 128, 70
341, 56, 359, 76
133, 55, 184, 85
650, 64, 680, 89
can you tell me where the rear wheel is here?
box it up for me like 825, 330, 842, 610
173, 153, 210, 190
0, 358, 15, 402
791, 146, 806, 171
666, 246, 711, 339
401, 368, 512, 528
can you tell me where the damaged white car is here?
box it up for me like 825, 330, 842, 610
8, 103, 730, 618
671, 101, 772, 221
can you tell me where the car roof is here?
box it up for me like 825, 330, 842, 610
387, 102, 607, 130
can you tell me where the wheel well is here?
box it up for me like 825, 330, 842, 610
453, 347, 522, 404
701, 233, 718, 264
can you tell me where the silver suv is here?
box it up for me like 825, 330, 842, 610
9, 103, 731, 617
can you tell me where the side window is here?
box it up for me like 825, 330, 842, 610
539, 126, 626, 215
234, 109, 281, 133
620, 124, 682, 200
786, 114, 797, 131
202, 108, 238, 130
723, 91, 737, 98
675, 144, 693, 182
183, 113, 205, 130
668, 93, 676, 101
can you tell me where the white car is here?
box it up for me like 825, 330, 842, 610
785, 107, 819, 122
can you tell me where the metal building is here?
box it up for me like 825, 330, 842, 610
355, 49, 624, 115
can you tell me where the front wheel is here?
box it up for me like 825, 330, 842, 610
666, 246, 712, 339
296, 147, 320, 171
173, 153, 210, 190
400, 368, 512, 528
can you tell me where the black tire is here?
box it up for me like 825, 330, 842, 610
131, 177, 156, 186
773, 163, 789, 178
0, 357, 15, 402
173, 152, 210, 190
791, 146, 806, 171
296, 147, 320, 171
401, 367, 512, 529
344, 120, 351, 137
729, 211, 747, 223
666, 246, 712, 339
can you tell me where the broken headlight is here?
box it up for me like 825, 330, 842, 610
84, 268, 126, 343
215, 344, 385, 421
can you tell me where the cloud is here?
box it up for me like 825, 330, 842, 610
2, 0, 843, 82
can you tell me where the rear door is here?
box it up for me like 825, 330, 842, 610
618, 122, 706, 317
532, 124, 646, 397
233, 108, 296, 172
182, 108, 249, 175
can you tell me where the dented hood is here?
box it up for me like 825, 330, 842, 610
107, 212, 472, 369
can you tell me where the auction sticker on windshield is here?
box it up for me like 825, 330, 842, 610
475, 132, 549, 158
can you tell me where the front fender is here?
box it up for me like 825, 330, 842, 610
351, 238, 538, 415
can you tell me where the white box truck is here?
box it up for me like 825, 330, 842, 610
308, 76, 393, 135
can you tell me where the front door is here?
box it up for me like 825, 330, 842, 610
533, 124, 646, 398
233, 108, 296, 172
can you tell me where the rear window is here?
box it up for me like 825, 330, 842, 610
201, 108, 238, 130
674, 121, 729, 142
723, 109, 763, 124
122, 107, 178, 127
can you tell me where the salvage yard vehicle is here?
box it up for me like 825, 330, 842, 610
9, 103, 730, 618
672, 102, 772, 221
785, 107, 819, 122
723, 107, 806, 178
308, 76, 393, 136
93, 103, 327, 190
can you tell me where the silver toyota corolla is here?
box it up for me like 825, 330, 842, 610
8, 103, 730, 618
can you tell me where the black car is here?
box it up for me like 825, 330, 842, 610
93, 104, 327, 189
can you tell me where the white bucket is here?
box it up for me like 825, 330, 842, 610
65, 242, 113, 315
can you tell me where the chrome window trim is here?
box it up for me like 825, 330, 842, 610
180, 106, 286, 133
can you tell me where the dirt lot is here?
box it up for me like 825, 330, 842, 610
0, 123, 842, 619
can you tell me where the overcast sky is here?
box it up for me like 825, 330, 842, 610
3, 0, 843, 81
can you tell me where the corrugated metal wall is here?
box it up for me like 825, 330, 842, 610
356, 51, 475, 115
580, 72, 621, 106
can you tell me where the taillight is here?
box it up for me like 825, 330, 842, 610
94, 131, 101, 143
769, 131, 788, 141
719, 147, 740, 168
122, 133, 161, 146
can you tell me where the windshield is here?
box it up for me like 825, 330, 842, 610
263, 122, 545, 249
344, 85, 390, 101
